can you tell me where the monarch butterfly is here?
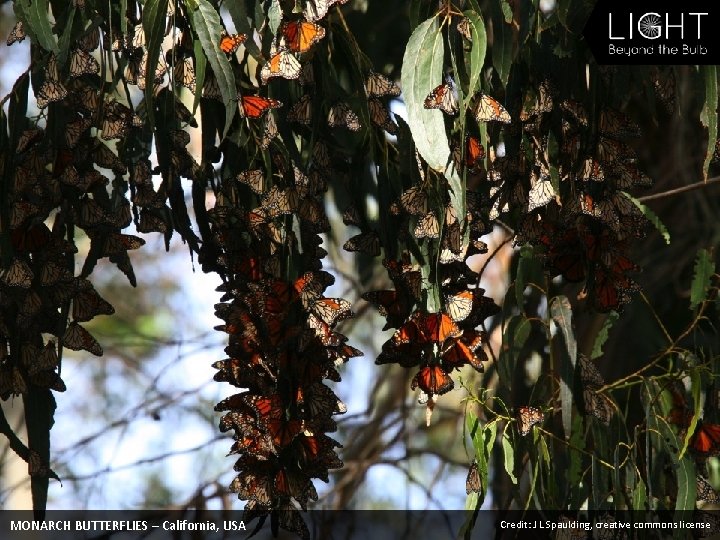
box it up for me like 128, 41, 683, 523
578, 354, 604, 388
411, 364, 454, 396
474, 94, 511, 123
67, 81, 100, 115
466, 461, 481, 494
697, 476, 720, 504
236, 169, 265, 195
368, 99, 398, 135
304, 0, 348, 22
239, 95, 283, 119
287, 95, 313, 124
27, 450, 49, 477
261, 50, 302, 83
413, 212, 439, 239
36, 79, 68, 109
101, 233, 146, 256
219, 33, 247, 54
70, 48, 100, 77
77, 197, 110, 228
1, 258, 33, 288
65, 118, 92, 149
599, 108, 640, 139
424, 82, 458, 115
294, 270, 335, 303
16, 129, 43, 153
311, 297, 353, 326
76, 26, 100, 52
260, 113, 278, 149
173, 57, 196, 91
691, 422, 720, 457
528, 179, 555, 212
341, 206, 362, 226
328, 102, 361, 131
519, 80, 554, 122
299, 314, 345, 350
281, 21, 326, 53
445, 290, 473, 322
398, 186, 428, 216
72, 288, 115, 322
7, 21, 26, 46
230, 456, 275, 506
343, 231, 381, 256
137, 209, 168, 234
466, 136, 485, 168
203, 73, 223, 101
365, 71, 401, 98
297, 198, 330, 233
297, 382, 347, 421
516, 406, 544, 436
131, 23, 146, 49
611, 162, 653, 190
578, 355, 615, 424
10, 223, 51, 253
441, 331, 486, 372
362, 289, 412, 330
298, 63, 315, 86
546, 229, 587, 282
414, 311, 462, 343
596, 137, 632, 164
63, 321, 103, 356
101, 101, 134, 140
457, 18, 472, 41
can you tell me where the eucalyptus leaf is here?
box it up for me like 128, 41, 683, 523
400, 17, 452, 174
191, 0, 238, 137
143, 0, 170, 129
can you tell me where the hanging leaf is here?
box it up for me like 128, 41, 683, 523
690, 248, 715, 310
490, 0, 514, 86
190, 0, 237, 137
701, 65, 717, 180
400, 17, 452, 174
143, 0, 169, 129
591, 311, 619, 360
515, 245, 543, 307
624, 192, 670, 245
550, 295, 576, 439
462, 11, 487, 114
502, 424, 517, 484
15, 0, 58, 55
498, 315, 531, 392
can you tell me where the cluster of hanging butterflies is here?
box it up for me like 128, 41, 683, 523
210, 183, 359, 535
502, 81, 653, 313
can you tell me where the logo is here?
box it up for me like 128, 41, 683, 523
583, 2, 719, 64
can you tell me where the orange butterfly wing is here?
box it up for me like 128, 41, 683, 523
220, 33, 247, 54
241, 95, 283, 119
692, 423, 720, 457
411, 365, 454, 396
282, 21, 325, 53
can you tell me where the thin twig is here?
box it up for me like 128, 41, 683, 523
637, 175, 720, 203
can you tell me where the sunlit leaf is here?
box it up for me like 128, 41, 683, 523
190, 0, 237, 137
400, 17, 452, 174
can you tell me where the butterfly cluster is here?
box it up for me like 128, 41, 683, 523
506, 84, 652, 313
0, 34, 149, 402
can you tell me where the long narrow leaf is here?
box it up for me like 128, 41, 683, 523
191, 0, 237, 137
